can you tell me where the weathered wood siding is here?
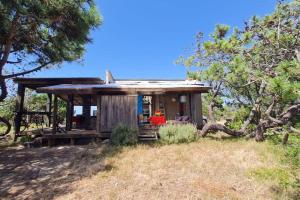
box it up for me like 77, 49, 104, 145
191, 93, 203, 128
96, 95, 138, 137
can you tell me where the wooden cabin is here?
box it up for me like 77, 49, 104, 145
13, 71, 210, 140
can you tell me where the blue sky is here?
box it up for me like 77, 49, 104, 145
35, 0, 277, 80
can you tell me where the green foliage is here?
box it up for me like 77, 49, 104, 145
0, 0, 102, 103
213, 24, 230, 40
178, 0, 300, 136
248, 167, 292, 188
227, 106, 251, 130
0, 97, 16, 120
267, 133, 300, 169
244, 132, 300, 200
26, 93, 66, 123
291, 115, 300, 129
159, 124, 198, 144
111, 124, 138, 146
0, 0, 101, 66
19, 135, 33, 143
248, 133, 300, 199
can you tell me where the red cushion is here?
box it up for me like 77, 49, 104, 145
149, 116, 166, 125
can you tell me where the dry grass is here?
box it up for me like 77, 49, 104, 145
57, 139, 277, 200
0, 135, 298, 200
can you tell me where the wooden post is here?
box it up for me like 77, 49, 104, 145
96, 95, 101, 134
46, 94, 52, 127
14, 84, 25, 136
82, 95, 91, 130
70, 138, 75, 145
191, 93, 203, 129
66, 95, 74, 131
189, 94, 192, 119
52, 95, 58, 134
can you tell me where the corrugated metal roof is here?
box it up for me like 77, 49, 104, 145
38, 80, 207, 90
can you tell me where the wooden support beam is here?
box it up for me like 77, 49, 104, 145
52, 95, 58, 134
191, 93, 203, 129
48, 138, 55, 147
23, 111, 51, 115
66, 95, 74, 131
96, 95, 101, 134
70, 138, 75, 145
189, 94, 193, 119
14, 84, 25, 136
46, 94, 52, 127
82, 95, 91, 130
155, 95, 160, 111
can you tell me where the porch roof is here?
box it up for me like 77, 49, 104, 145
36, 79, 210, 95
13, 77, 104, 89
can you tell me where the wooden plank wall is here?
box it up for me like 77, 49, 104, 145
96, 95, 138, 137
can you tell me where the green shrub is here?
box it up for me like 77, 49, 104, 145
111, 124, 138, 145
159, 123, 198, 144
247, 167, 292, 188
19, 135, 33, 143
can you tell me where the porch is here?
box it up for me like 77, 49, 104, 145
42, 129, 102, 146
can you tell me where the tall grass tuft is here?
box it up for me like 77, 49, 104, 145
159, 123, 198, 144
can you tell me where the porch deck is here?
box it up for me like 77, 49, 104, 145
41, 129, 103, 146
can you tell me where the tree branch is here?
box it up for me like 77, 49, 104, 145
0, 78, 8, 102
4, 62, 51, 79
201, 122, 243, 137
6, 59, 22, 64
0, 13, 19, 69
290, 127, 300, 135
240, 80, 266, 132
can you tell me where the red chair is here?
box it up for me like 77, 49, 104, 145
149, 116, 166, 125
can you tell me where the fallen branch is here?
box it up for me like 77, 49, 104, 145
290, 126, 300, 135
201, 122, 243, 137
254, 103, 300, 141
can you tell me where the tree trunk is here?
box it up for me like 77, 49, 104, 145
255, 121, 266, 142
0, 79, 11, 136
282, 133, 289, 145
254, 104, 300, 142
201, 122, 243, 137
0, 78, 8, 102
207, 102, 215, 122
240, 80, 266, 132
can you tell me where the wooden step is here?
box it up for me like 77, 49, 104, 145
138, 133, 158, 141
139, 134, 156, 138
139, 129, 157, 134
139, 137, 157, 141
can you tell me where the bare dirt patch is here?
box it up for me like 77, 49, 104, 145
0, 144, 115, 200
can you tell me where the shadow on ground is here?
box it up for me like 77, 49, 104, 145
0, 143, 121, 200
